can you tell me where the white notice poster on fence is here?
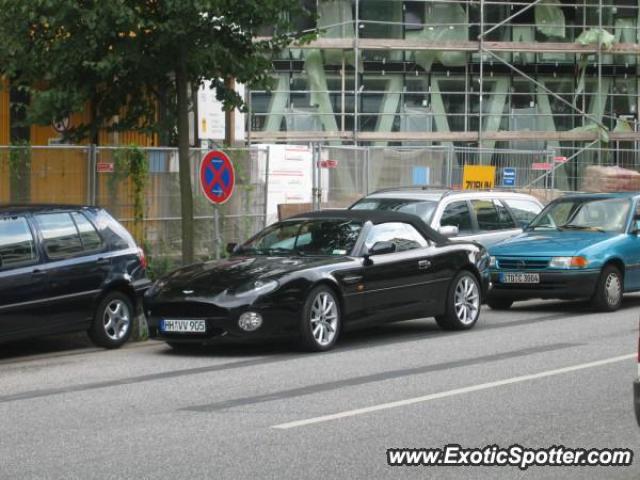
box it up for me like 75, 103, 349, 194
257, 144, 314, 225
197, 80, 245, 141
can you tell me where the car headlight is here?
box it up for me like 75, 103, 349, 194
489, 256, 497, 268
234, 279, 279, 297
549, 256, 589, 269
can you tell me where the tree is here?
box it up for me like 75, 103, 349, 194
0, 0, 310, 264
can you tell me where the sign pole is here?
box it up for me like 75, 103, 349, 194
213, 207, 221, 260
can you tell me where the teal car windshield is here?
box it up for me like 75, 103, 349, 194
238, 219, 363, 256
528, 198, 631, 233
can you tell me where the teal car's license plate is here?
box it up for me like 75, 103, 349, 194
500, 272, 540, 284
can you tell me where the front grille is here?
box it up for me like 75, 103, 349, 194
497, 258, 549, 270
151, 301, 229, 319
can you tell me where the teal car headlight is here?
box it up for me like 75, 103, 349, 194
549, 256, 589, 269
489, 256, 497, 268
234, 279, 279, 297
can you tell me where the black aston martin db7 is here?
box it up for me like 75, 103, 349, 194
144, 210, 490, 352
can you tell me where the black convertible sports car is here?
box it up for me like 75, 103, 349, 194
144, 210, 490, 352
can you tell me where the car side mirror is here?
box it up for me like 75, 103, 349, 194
368, 241, 397, 256
438, 225, 459, 238
631, 219, 640, 235
226, 242, 238, 254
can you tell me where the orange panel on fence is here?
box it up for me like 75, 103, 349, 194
29, 148, 88, 204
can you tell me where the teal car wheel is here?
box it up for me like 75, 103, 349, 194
591, 265, 623, 312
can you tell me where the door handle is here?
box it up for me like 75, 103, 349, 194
342, 275, 363, 285
96, 258, 110, 266
31, 269, 47, 277
418, 259, 431, 270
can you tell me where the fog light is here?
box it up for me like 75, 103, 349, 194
238, 312, 263, 331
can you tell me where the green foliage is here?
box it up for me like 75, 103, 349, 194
8, 141, 31, 203
0, 0, 312, 141
0, 0, 311, 265
146, 253, 178, 281
108, 146, 148, 242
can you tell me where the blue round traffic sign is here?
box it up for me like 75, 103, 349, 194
199, 150, 235, 204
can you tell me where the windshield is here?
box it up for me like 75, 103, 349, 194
528, 198, 631, 233
350, 198, 437, 223
238, 219, 363, 256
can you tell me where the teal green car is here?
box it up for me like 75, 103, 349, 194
487, 193, 640, 312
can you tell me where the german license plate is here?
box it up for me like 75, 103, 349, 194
160, 319, 206, 333
500, 272, 540, 284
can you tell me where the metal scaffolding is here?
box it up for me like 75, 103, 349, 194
249, 0, 640, 177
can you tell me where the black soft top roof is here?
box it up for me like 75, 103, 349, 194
290, 209, 449, 244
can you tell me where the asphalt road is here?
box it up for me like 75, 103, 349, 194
1, 297, 639, 480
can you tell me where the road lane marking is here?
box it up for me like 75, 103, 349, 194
186, 343, 578, 412
272, 353, 635, 430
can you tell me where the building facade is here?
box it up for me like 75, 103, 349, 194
248, 1, 640, 163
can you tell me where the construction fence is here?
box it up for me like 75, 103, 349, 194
1, 143, 639, 273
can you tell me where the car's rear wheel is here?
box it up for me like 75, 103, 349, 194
300, 286, 341, 352
436, 270, 481, 330
487, 298, 513, 310
591, 265, 623, 312
88, 291, 134, 349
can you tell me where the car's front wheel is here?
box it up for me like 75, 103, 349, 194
591, 265, 623, 312
436, 270, 481, 330
89, 291, 134, 349
300, 286, 341, 352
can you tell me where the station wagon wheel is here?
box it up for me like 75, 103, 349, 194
88, 291, 134, 349
300, 286, 341, 352
591, 265, 623, 312
436, 270, 481, 330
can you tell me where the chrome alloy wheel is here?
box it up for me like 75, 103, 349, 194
605, 272, 622, 306
103, 299, 131, 341
454, 276, 480, 325
310, 292, 338, 346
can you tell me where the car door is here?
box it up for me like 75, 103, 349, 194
360, 222, 446, 323
620, 199, 640, 291
33, 211, 109, 328
0, 214, 51, 340
468, 199, 520, 247
436, 200, 474, 240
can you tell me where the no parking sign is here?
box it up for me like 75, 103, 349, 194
199, 150, 235, 205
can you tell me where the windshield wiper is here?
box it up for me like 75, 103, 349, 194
526, 225, 556, 231
558, 224, 605, 233
265, 247, 307, 256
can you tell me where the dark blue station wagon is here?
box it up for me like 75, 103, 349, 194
0, 205, 151, 348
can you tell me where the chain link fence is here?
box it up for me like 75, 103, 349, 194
0, 145, 269, 277
2, 142, 640, 275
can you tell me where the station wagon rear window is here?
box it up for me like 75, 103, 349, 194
71, 212, 103, 251
35, 213, 84, 259
0, 216, 37, 268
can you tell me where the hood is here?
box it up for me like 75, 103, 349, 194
157, 255, 347, 297
489, 230, 618, 257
